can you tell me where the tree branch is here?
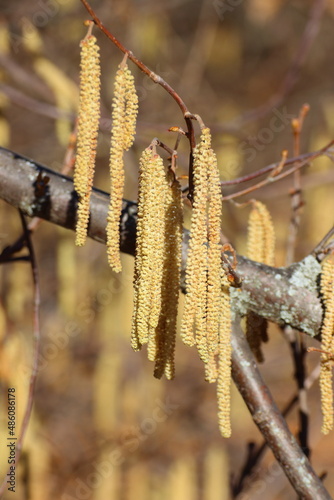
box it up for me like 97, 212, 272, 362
231, 317, 331, 500
0, 146, 325, 338
0, 147, 331, 496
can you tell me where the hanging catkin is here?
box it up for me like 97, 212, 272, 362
247, 200, 275, 266
217, 272, 232, 438
131, 149, 167, 349
181, 128, 210, 353
246, 200, 275, 361
107, 62, 138, 272
153, 173, 183, 380
73, 33, 101, 246
181, 127, 224, 382
179, 124, 232, 434
205, 148, 223, 382
320, 257, 334, 434
131, 148, 182, 380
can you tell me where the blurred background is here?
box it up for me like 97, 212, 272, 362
0, 0, 334, 498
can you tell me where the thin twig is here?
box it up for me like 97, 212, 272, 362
0, 83, 73, 121
311, 226, 334, 262
221, 140, 334, 201
220, 147, 334, 187
283, 105, 311, 459
286, 104, 310, 263
79, 0, 197, 200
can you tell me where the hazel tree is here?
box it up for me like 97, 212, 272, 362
0, 1, 333, 499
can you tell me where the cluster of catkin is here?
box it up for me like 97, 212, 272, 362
73, 27, 232, 436
73, 27, 138, 262
131, 148, 183, 380
320, 257, 334, 434
246, 200, 275, 362
181, 127, 232, 437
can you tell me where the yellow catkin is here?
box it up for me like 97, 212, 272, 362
181, 128, 210, 354
106, 63, 138, 272
181, 127, 223, 383
131, 149, 166, 351
320, 257, 334, 434
247, 206, 264, 261
123, 67, 138, 150
246, 200, 275, 361
180, 127, 225, 384
217, 274, 232, 438
131, 149, 150, 351
205, 148, 223, 381
247, 200, 275, 266
73, 35, 100, 246
153, 174, 183, 380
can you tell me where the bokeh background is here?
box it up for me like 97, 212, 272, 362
0, 0, 334, 498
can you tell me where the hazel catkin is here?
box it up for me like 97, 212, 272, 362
246, 200, 275, 361
131, 148, 182, 380
217, 273, 232, 438
320, 257, 334, 434
247, 200, 275, 266
181, 127, 224, 382
131, 149, 167, 348
181, 128, 210, 353
107, 63, 138, 272
73, 34, 101, 247
153, 173, 183, 380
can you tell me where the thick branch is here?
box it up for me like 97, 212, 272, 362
231, 317, 331, 500
0, 147, 324, 337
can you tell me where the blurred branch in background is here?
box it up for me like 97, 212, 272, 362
219, 0, 327, 132
0, 212, 41, 497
